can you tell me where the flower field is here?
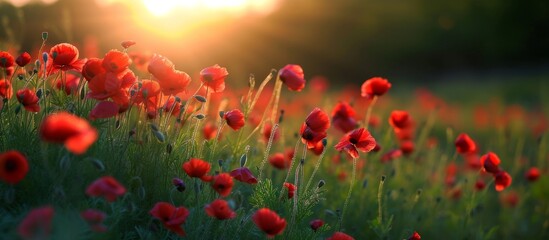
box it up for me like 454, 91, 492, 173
0, 35, 548, 240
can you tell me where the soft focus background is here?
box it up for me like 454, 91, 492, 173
1, 0, 548, 86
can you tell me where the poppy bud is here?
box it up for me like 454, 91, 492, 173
153, 130, 165, 143
317, 180, 325, 188
91, 158, 105, 171
278, 109, 285, 123
240, 153, 247, 167
381, 175, 386, 182
248, 74, 255, 87
219, 111, 224, 118
322, 138, 327, 147
121, 40, 136, 49
41, 32, 48, 41
195, 114, 205, 120
172, 178, 186, 192
42, 52, 48, 63
362, 179, 368, 188
175, 96, 181, 102
59, 154, 71, 171
150, 123, 159, 131
166, 143, 173, 154
194, 95, 207, 103
218, 159, 224, 167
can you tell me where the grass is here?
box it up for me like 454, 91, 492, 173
0, 40, 548, 240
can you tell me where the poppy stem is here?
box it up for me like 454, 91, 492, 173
209, 120, 225, 162
257, 123, 279, 180
288, 161, 301, 238
270, 76, 283, 123
304, 145, 327, 193
280, 138, 302, 199
377, 175, 386, 225
339, 157, 357, 230
363, 95, 378, 129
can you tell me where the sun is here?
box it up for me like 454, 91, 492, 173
142, 0, 178, 16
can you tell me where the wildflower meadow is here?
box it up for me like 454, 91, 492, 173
0, 19, 548, 240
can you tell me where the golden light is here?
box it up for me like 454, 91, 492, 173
141, 0, 278, 17
131, 0, 281, 39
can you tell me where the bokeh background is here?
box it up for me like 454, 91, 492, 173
1, 0, 548, 87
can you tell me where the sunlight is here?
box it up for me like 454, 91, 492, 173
133, 0, 280, 39
141, 0, 278, 16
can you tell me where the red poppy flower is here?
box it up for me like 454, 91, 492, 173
475, 179, 486, 191
87, 70, 135, 107
49, 43, 86, 72
0, 51, 14, 68
300, 108, 330, 148
334, 128, 376, 159
102, 49, 131, 73
149, 202, 190, 236
252, 208, 287, 238
158, 70, 192, 95
283, 182, 297, 199
203, 122, 220, 140
445, 162, 458, 187
480, 152, 501, 174
309, 219, 324, 231
400, 140, 414, 156
17, 206, 54, 240
525, 167, 540, 182
80, 209, 108, 232
408, 231, 421, 240
55, 73, 80, 95
465, 153, 482, 170
121, 40, 136, 49
224, 109, 245, 130
279, 64, 305, 91
0, 150, 29, 185
332, 101, 358, 133
148, 54, 175, 80
494, 171, 512, 191
182, 158, 212, 182
262, 122, 280, 142
16, 88, 40, 112
16, 52, 31, 67
389, 110, 412, 130
381, 149, 402, 163
211, 173, 234, 197
200, 64, 228, 93
455, 133, 477, 154
85, 176, 126, 202
205, 199, 236, 220
89, 101, 120, 120
82, 58, 105, 81
230, 167, 258, 184
269, 153, 290, 170
501, 191, 519, 207
327, 231, 355, 240
163, 96, 181, 117
40, 112, 98, 155
0, 79, 13, 99
310, 140, 325, 155
132, 79, 161, 119
361, 77, 391, 99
